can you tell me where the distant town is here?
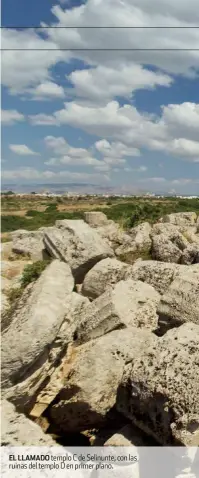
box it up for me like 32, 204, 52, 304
1, 190, 198, 200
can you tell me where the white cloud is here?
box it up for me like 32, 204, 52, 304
2, 1, 199, 179
2, 0, 199, 99
166, 138, 199, 159
46, 1, 199, 76
45, 155, 100, 166
160, 103, 199, 142
44, 136, 142, 169
44, 136, 101, 166
68, 64, 172, 105
171, 178, 193, 185
139, 176, 167, 182
30, 81, 65, 99
36, 100, 199, 162
9, 144, 40, 156
44, 158, 60, 166
29, 114, 59, 126
95, 139, 140, 158
1, 29, 68, 94
94, 163, 111, 172
124, 165, 147, 172
1, 168, 110, 182
2, 168, 41, 180
138, 176, 199, 186
139, 165, 148, 172
1, 109, 25, 125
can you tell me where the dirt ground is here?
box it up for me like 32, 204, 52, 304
1, 200, 110, 216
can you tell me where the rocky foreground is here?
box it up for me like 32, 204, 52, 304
1, 211, 199, 447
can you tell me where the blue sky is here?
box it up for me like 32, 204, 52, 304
1, 0, 199, 193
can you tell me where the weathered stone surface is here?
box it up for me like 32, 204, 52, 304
115, 241, 137, 261
11, 228, 48, 261
58, 292, 90, 343
1, 241, 13, 260
129, 222, 152, 251
1, 399, 57, 446
1, 293, 9, 315
1, 260, 33, 323
96, 221, 131, 250
162, 212, 197, 226
181, 226, 199, 241
152, 235, 181, 263
151, 231, 188, 263
1, 259, 32, 281
130, 260, 188, 295
82, 258, 133, 300
75, 283, 82, 294
117, 323, 199, 445
83, 211, 109, 227
115, 223, 152, 262
1, 276, 12, 292
104, 424, 150, 446
157, 269, 199, 329
152, 222, 199, 246
48, 328, 157, 432
151, 223, 181, 236
76, 279, 160, 343
3, 292, 89, 414
1, 260, 74, 389
44, 220, 114, 282
181, 243, 199, 265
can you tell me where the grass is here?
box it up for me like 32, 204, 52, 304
1, 196, 199, 233
1, 209, 84, 232
104, 199, 199, 228
117, 248, 152, 265
2, 259, 51, 324
20, 260, 51, 287
1, 234, 12, 243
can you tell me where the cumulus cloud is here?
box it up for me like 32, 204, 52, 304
9, 144, 40, 156
95, 139, 140, 158
124, 165, 147, 172
44, 136, 101, 166
2, 0, 199, 98
45, 155, 100, 166
46, 1, 199, 76
29, 114, 59, 126
1, 168, 110, 182
30, 81, 65, 99
68, 64, 172, 105
2, 0, 199, 184
34, 100, 199, 161
1, 109, 25, 125
44, 136, 143, 170
1, 29, 68, 94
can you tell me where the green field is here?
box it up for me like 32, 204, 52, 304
1, 195, 199, 233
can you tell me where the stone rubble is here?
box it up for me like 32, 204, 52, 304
1, 210, 199, 448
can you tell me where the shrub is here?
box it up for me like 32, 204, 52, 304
1, 210, 84, 232
6, 287, 23, 304
1, 234, 11, 243
45, 203, 58, 212
1, 215, 30, 232
117, 248, 152, 265
3, 190, 14, 195
26, 209, 43, 217
2, 260, 51, 328
20, 259, 51, 287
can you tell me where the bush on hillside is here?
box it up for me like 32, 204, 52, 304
20, 260, 51, 288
